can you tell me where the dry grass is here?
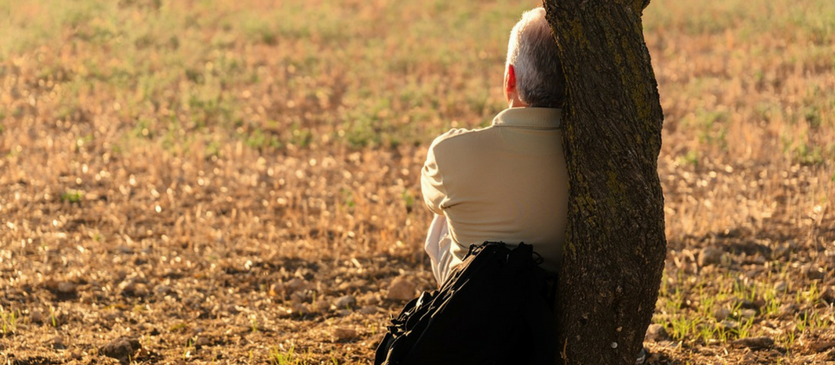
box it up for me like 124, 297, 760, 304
1, 0, 834, 363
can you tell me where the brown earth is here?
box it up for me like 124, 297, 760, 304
1, 0, 834, 364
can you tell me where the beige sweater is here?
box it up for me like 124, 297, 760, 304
421, 107, 569, 272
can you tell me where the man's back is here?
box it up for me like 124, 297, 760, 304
421, 107, 568, 273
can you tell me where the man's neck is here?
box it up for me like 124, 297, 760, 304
508, 98, 529, 108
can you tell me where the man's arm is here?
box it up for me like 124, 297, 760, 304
422, 128, 475, 215
420, 143, 447, 216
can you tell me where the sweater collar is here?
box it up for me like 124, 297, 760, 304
492, 107, 563, 129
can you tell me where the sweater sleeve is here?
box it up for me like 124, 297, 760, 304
421, 140, 448, 216
421, 128, 474, 215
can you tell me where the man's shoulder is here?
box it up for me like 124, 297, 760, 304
429, 125, 497, 151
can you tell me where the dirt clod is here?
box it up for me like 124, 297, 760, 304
714, 307, 731, 321
801, 264, 826, 280
809, 340, 835, 353
285, 278, 309, 294
719, 320, 738, 331
731, 336, 774, 350
774, 281, 788, 292
44, 280, 77, 294
315, 296, 332, 312
360, 305, 379, 315
386, 277, 416, 300
335, 295, 357, 309
195, 336, 211, 347
820, 286, 835, 304
334, 327, 358, 341
119, 281, 149, 297
779, 303, 798, 317
49, 336, 65, 350
100, 337, 142, 363
645, 324, 669, 342
65, 350, 82, 360
57, 282, 77, 294
154, 285, 171, 295
698, 247, 724, 267
29, 309, 44, 324
292, 302, 313, 314
740, 309, 757, 319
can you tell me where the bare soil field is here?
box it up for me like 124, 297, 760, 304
1, 0, 834, 364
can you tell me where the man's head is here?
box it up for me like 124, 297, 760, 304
504, 7, 567, 109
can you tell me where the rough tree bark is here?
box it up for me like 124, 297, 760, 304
540, 0, 666, 364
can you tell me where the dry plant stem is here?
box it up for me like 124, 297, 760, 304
543, 0, 666, 364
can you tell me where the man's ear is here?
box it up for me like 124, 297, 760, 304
505, 64, 517, 93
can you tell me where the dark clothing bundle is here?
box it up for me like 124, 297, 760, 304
375, 242, 558, 365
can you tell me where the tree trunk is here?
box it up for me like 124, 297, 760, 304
540, 0, 666, 364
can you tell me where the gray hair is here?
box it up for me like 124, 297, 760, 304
506, 8, 566, 108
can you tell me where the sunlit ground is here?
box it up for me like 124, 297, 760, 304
1, 0, 834, 363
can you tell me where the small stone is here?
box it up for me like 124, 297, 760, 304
65, 350, 82, 360
810, 340, 835, 353
100, 337, 142, 361
118, 281, 135, 296
774, 281, 788, 292
131, 283, 149, 297
772, 241, 797, 259
30, 309, 44, 324
195, 336, 211, 347
719, 320, 738, 331
268, 283, 284, 297
49, 310, 68, 326
50, 336, 66, 350
735, 298, 757, 310
386, 277, 416, 300
644, 324, 669, 342
315, 296, 331, 312
57, 282, 77, 294
335, 295, 357, 309
740, 309, 757, 319
714, 307, 731, 321
698, 247, 724, 267
334, 327, 358, 341
103, 311, 123, 323
290, 291, 307, 305
731, 336, 774, 350
285, 278, 309, 293
820, 286, 834, 304
224, 305, 240, 315
802, 265, 826, 280
292, 302, 312, 314
779, 303, 798, 317
359, 292, 381, 306
359, 305, 378, 315
154, 285, 171, 295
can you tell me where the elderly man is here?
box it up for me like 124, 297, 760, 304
422, 7, 568, 285
418, 8, 650, 363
